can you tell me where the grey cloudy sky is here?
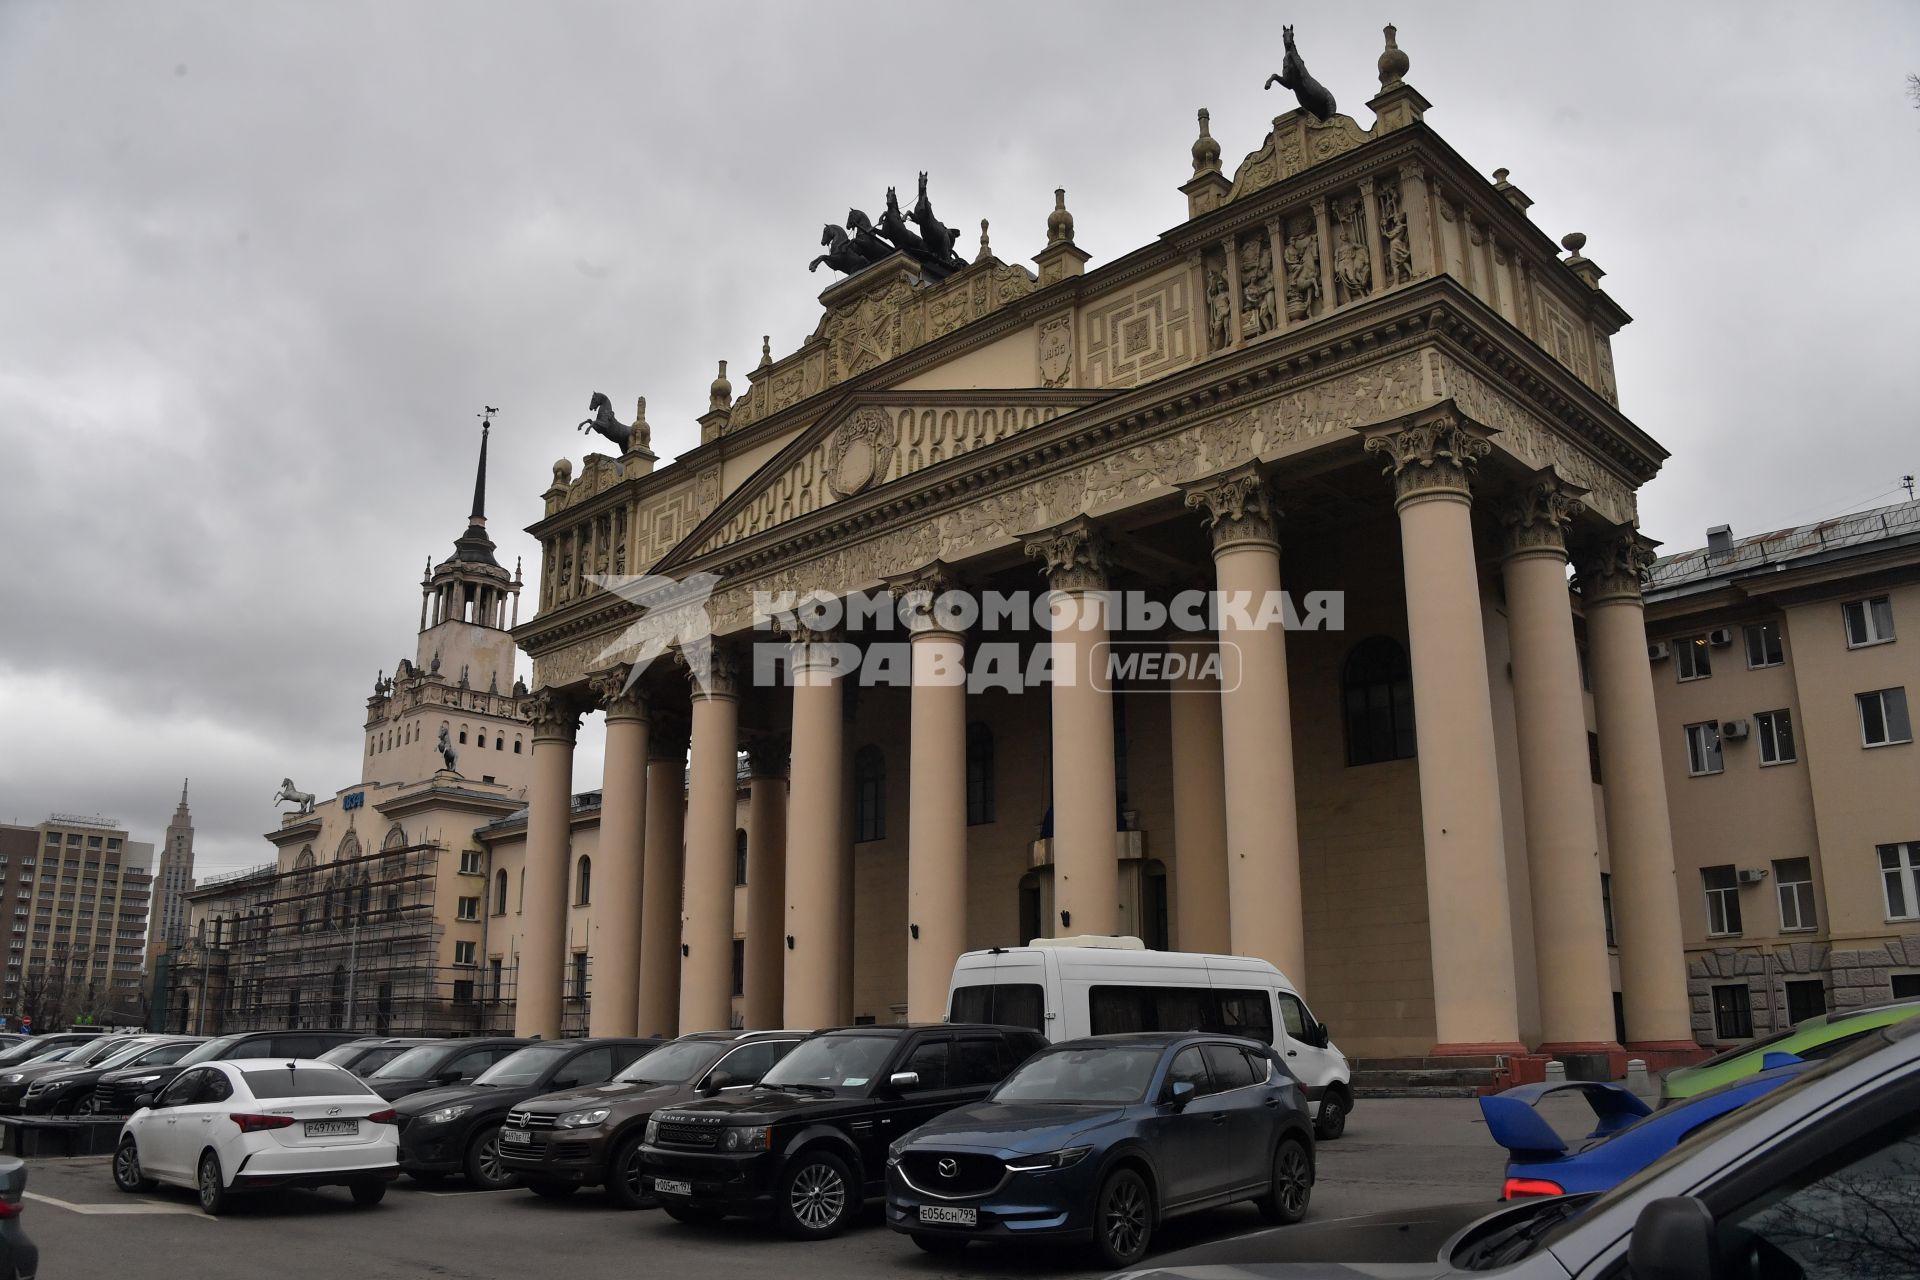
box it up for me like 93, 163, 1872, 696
3, 1, 1916, 878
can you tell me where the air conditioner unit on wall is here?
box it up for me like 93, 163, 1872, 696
1648, 641, 1671, 661
1720, 719, 1751, 741
1709, 628, 1735, 647
1737, 868, 1769, 885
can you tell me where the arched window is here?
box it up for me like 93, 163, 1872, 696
294, 847, 316, 871
855, 745, 886, 842
966, 723, 996, 826
494, 869, 509, 916
513, 738, 523, 754
575, 855, 592, 906
459, 727, 468, 744
734, 829, 748, 886
383, 825, 407, 851
336, 832, 361, 865
495, 736, 504, 750
1343, 636, 1416, 766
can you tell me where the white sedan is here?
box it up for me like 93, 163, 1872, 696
112, 1057, 399, 1213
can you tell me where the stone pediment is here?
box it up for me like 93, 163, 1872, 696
660, 387, 1107, 567
1224, 110, 1374, 205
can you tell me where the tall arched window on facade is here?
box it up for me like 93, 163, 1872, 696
734, 829, 748, 885
494, 868, 509, 916
966, 723, 996, 826
855, 745, 886, 842
1343, 636, 1417, 766
575, 855, 592, 906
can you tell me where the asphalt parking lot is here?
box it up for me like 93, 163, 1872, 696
20, 1100, 1512, 1280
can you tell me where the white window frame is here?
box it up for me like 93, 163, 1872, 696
1857, 688, 1913, 748
1881, 842, 1920, 923
453, 940, 477, 967
455, 895, 479, 922
1685, 721, 1725, 776
1743, 621, 1784, 669
1843, 596, 1896, 648
1703, 865, 1742, 937
458, 849, 483, 875
1773, 858, 1816, 932
1676, 636, 1712, 681
1755, 708, 1797, 765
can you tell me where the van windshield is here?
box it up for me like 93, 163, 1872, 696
949, 983, 1044, 1031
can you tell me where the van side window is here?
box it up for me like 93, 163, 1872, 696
949, 983, 1045, 1031
1276, 993, 1310, 1040
1211, 989, 1277, 1045
1090, 985, 1275, 1042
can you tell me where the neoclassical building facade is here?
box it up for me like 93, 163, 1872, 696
502, 32, 1698, 1062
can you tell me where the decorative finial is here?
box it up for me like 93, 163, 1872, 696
709, 359, 732, 412
1046, 188, 1074, 246
758, 334, 772, 368
1561, 231, 1588, 258
1378, 23, 1409, 88
975, 218, 992, 264
1492, 167, 1510, 186
514, 555, 523, 583
632, 396, 651, 453
1191, 108, 1221, 176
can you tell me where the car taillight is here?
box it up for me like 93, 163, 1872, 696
367, 1109, 397, 1125
0, 1199, 19, 1219
229, 1113, 297, 1133
1502, 1177, 1565, 1200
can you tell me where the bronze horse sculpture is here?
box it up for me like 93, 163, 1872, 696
909, 172, 967, 271
1265, 25, 1337, 122
845, 208, 897, 267
810, 223, 871, 275
579, 391, 632, 452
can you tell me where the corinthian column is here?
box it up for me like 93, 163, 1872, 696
741, 735, 788, 1029
1023, 518, 1119, 937
1178, 464, 1305, 984
1577, 528, 1695, 1049
784, 626, 846, 1028
515, 689, 579, 1039
678, 646, 739, 1033
587, 667, 649, 1037
1499, 473, 1619, 1054
1360, 409, 1525, 1054
635, 713, 687, 1036
886, 562, 970, 1021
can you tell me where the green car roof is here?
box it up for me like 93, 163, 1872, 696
1661, 1000, 1920, 1099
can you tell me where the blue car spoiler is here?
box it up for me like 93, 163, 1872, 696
1479, 1081, 1652, 1159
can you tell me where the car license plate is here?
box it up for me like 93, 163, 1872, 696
500, 1128, 531, 1145
918, 1205, 977, 1227
304, 1119, 359, 1137
652, 1178, 693, 1197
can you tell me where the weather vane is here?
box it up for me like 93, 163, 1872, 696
479, 405, 500, 427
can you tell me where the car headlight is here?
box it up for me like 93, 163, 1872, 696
419, 1104, 472, 1125
720, 1125, 769, 1153
557, 1108, 610, 1129
887, 1140, 905, 1167
1006, 1146, 1093, 1173
123, 1074, 163, 1085
644, 1116, 661, 1144
1, 1074, 23, 1084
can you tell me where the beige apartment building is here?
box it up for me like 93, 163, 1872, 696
0, 815, 151, 1026
1645, 499, 1920, 1044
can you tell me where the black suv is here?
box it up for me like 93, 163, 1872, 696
640, 1024, 1046, 1238
92, 1029, 363, 1114
365, 1036, 528, 1102
393, 1037, 660, 1189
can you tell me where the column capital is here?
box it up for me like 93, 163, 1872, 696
676, 641, 740, 700
882, 560, 968, 635
1360, 407, 1495, 506
588, 664, 650, 722
518, 689, 581, 742
745, 732, 790, 779
1021, 516, 1110, 593
1180, 462, 1279, 554
1574, 525, 1662, 604
647, 710, 690, 760
1499, 467, 1589, 559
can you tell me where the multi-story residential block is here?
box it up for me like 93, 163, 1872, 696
0, 814, 152, 1026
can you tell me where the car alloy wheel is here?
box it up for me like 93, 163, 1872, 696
606, 1134, 653, 1210
1260, 1137, 1312, 1224
112, 1137, 151, 1193
782, 1153, 851, 1237
466, 1125, 514, 1190
198, 1151, 231, 1215
73, 1094, 96, 1117
1096, 1168, 1152, 1267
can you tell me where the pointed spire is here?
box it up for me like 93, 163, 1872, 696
450, 412, 500, 567
470, 413, 491, 524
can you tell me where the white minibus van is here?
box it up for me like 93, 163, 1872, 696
946, 936, 1354, 1139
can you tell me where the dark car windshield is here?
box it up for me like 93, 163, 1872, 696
94, 1040, 169, 1071
370, 1044, 450, 1080
759, 1035, 894, 1092
74, 1038, 142, 1066
474, 1043, 574, 1087
616, 1040, 725, 1085
994, 1045, 1164, 1104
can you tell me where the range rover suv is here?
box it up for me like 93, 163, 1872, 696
500, 1029, 806, 1206
639, 1024, 1045, 1239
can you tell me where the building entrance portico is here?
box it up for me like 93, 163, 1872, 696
499, 27, 1696, 1061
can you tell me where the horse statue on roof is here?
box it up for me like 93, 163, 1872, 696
272, 778, 316, 816
579, 392, 632, 452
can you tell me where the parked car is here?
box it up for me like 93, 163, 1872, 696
0, 1155, 39, 1280
23, 1036, 205, 1116
393, 1038, 660, 1189
641, 1023, 1048, 1239
0, 1035, 150, 1112
111, 1058, 399, 1214
1119, 1017, 1920, 1280
317, 1037, 439, 1078
886, 1032, 1315, 1266
365, 1037, 527, 1102
92, 1029, 363, 1114
947, 937, 1354, 1139
500, 1029, 806, 1206
1482, 1056, 1810, 1199
0, 1032, 113, 1072
1659, 997, 1920, 1101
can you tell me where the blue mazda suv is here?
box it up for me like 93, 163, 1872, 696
884, 1032, 1315, 1267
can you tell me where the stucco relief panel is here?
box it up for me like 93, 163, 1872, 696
1081, 270, 1195, 389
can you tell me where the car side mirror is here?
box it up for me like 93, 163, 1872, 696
435, 1071, 464, 1084
134, 1093, 157, 1109
887, 1071, 920, 1092
1165, 1080, 1196, 1109
702, 1070, 738, 1095
1628, 1197, 1717, 1280
1314, 1022, 1331, 1048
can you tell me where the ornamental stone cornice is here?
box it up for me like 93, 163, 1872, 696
1021, 517, 1111, 593
1179, 462, 1280, 554
1575, 526, 1662, 604
1500, 467, 1588, 558
1361, 406, 1495, 505
518, 689, 582, 742
587, 664, 649, 722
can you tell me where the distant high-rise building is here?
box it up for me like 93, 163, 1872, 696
0, 814, 152, 1026
153, 780, 196, 950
